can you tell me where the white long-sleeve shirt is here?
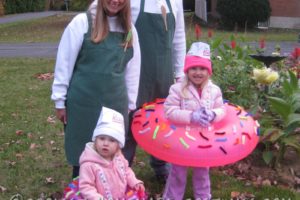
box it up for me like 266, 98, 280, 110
51, 9, 141, 110
130, 0, 186, 78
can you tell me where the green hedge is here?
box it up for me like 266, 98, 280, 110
69, 0, 91, 11
4, 0, 46, 14
216, 0, 271, 30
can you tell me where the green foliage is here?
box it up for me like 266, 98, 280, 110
260, 71, 300, 166
216, 0, 271, 29
0, 15, 74, 43
69, 0, 91, 11
4, 0, 46, 14
209, 35, 262, 108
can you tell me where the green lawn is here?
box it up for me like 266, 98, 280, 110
0, 58, 299, 199
0, 14, 74, 43
0, 13, 298, 43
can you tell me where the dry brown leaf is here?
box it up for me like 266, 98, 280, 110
45, 177, 55, 184
240, 192, 255, 198
262, 179, 272, 186
137, 161, 146, 167
5, 160, 16, 166
0, 185, 7, 192
52, 147, 60, 151
34, 72, 54, 80
27, 133, 33, 138
30, 143, 36, 150
15, 153, 23, 158
15, 130, 23, 135
47, 115, 56, 124
231, 191, 240, 198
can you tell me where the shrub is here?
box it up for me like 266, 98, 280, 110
216, 0, 271, 30
69, 0, 92, 11
209, 36, 261, 109
4, 0, 45, 14
47, 0, 66, 11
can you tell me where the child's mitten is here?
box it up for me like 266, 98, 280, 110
191, 107, 209, 127
191, 107, 215, 127
203, 108, 216, 122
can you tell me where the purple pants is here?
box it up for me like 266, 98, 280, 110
163, 164, 211, 200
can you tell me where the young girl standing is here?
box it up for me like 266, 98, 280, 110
163, 42, 226, 200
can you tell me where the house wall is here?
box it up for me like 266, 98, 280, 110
269, 0, 300, 17
269, 0, 300, 29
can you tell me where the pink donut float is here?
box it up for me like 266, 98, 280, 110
131, 99, 260, 167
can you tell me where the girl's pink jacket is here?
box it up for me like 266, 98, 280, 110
79, 142, 142, 200
164, 79, 226, 124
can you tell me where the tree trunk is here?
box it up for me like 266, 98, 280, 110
0, 0, 4, 16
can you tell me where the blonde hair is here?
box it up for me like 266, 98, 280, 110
91, 0, 132, 47
180, 75, 190, 98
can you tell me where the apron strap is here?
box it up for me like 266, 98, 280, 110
86, 12, 93, 36
166, 0, 173, 13
140, 0, 145, 12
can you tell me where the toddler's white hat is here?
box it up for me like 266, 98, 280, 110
92, 107, 125, 148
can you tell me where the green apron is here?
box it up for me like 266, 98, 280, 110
135, 0, 175, 107
65, 13, 133, 166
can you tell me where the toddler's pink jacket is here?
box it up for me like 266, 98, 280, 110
164, 79, 226, 124
79, 142, 142, 200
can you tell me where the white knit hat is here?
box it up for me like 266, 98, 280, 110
187, 42, 211, 59
92, 107, 125, 148
184, 42, 212, 75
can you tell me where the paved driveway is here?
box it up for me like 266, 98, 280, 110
0, 43, 58, 58
0, 11, 64, 24
0, 11, 299, 58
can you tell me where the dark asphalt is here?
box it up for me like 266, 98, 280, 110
0, 11, 64, 24
0, 43, 58, 58
0, 11, 299, 58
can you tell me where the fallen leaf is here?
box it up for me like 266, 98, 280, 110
0, 185, 7, 192
30, 143, 36, 150
15, 153, 23, 158
16, 130, 23, 135
45, 177, 55, 184
231, 191, 240, 198
5, 160, 16, 166
34, 72, 54, 80
262, 179, 272, 186
47, 115, 56, 124
240, 192, 255, 198
52, 147, 60, 151
137, 161, 146, 167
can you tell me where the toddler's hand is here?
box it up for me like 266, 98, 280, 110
134, 183, 146, 199
134, 183, 145, 194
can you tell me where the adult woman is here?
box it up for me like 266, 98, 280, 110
124, 0, 186, 182
51, 0, 140, 178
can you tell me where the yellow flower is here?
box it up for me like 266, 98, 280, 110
264, 71, 279, 84
253, 67, 279, 85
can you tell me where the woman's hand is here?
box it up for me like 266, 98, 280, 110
56, 108, 67, 124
